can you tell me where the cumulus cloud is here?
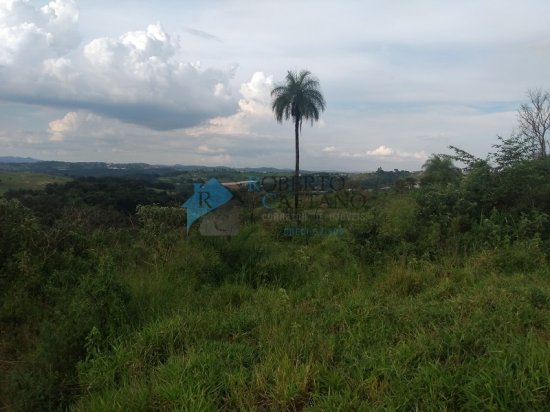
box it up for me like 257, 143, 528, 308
0, 0, 238, 130
0, 0, 79, 65
186, 71, 273, 136
48, 111, 85, 141
366, 145, 393, 156
47, 110, 117, 141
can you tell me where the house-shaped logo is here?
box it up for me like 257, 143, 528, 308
181, 178, 233, 233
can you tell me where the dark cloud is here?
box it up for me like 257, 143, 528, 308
5, 94, 235, 131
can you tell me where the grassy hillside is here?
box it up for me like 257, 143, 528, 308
1, 159, 549, 410
72, 232, 550, 411
0, 172, 71, 195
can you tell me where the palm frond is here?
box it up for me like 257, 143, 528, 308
270, 69, 325, 130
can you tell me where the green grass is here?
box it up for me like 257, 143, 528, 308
0, 172, 71, 195
73, 232, 550, 411
2, 194, 549, 410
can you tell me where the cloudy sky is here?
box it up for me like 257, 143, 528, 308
1, 0, 550, 171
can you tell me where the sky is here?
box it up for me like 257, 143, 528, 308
1, 0, 550, 171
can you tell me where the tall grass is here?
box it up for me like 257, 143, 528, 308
72, 228, 550, 411
2, 196, 549, 410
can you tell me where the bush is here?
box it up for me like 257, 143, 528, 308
136, 204, 187, 263
3, 263, 131, 411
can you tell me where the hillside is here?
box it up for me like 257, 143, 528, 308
0, 172, 71, 195
0, 158, 549, 410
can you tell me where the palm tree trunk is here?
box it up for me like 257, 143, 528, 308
294, 117, 300, 216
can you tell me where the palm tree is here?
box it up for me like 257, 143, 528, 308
271, 70, 326, 212
420, 155, 462, 186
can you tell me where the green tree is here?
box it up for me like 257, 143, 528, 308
491, 132, 533, 170
420, 155, 461, 187
461, 160, 497, 218
448, 145, 482, 170
271, 70, 326, 212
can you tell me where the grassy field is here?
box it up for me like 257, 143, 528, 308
0, 171, 71, 195
1, 162, 549, 410
73, 229, 550, 411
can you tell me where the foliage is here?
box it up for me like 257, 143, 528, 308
491, 132, 535, 170
72, 251, 549, 411
447, 145, 483, 170
5, 176, 182, 226
420, 155, 462, 187
271, 70, 326, 128
494, 158, 550, 213
2, 144, 550, 410
136, 204, 187, 264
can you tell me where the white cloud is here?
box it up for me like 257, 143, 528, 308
185, 71, 273, 136
0, 1, 237, 130
366, 145, 393, 156
47, 111, 105, 141
0, 0, 79, 65
48, 111, 82, 141
238, 71, 273, 116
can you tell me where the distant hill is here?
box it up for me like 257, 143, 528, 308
172, 165, 294, 173
238, 167, 294, 173
0, 161, 300, 178
0, 159, 416, 182
0, 156, 41, 163
0, 161, 178, 177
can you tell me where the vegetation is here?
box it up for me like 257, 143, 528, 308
0, 172, 71, 195
271, 70, 326, 211
420, 155, 461, 187
1, 150, 549, 410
